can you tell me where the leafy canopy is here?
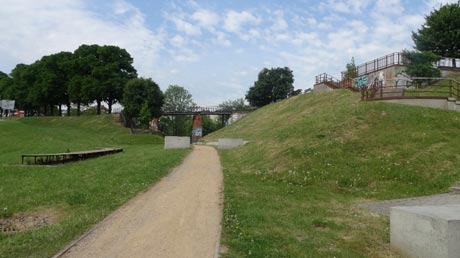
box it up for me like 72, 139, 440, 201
402, 50, 441, 78
412, 2, 460, 58
246, 67, 295, 107
122, 77, 164, 119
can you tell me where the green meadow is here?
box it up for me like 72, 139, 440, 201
206, 90, 460, 257
0, 115, 188, 258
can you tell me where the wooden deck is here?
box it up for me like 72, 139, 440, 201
22, 148, 123, 165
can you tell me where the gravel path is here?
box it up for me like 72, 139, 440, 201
56, 145, 223, 258
358, 193, 460, 216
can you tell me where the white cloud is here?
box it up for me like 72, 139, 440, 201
270, 10, 288, 31
171, 15, 202, 36
0, 0, 164, 77
223, 10, 261, 34
319, 0, 372, 13
373, 0, 404, 16
191, 9, 219, 29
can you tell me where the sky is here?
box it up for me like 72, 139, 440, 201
0, 0, 458, 106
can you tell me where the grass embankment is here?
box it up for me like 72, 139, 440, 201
0, 115, 188, 258
205, 90, 460, 257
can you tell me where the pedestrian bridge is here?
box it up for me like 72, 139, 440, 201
161, 106, 255, 116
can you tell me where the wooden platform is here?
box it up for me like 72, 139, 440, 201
22, 148, 123, 165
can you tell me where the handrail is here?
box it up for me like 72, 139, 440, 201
361, 77, 460, 101
342, 53, 460, 79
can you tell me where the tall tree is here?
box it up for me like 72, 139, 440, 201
122, 78, 164, 127
95, 45, 137, 114
10, 64, 37, 115
33, 52, 73, 115
412, 2, 460, 60
73, 44, 137, 115
0, 71, 8, 98
160, 85, 195, 136
246, 67, 295, 107
402, 50, 441, 79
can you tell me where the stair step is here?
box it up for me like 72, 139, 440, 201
449, 186, 460, 194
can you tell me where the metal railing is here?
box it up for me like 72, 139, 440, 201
162, 106, 255, 115
315, 73, 357, 91
361, 77, 460, 101
342, 53, 460, 80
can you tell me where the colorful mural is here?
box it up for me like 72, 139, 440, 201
352, 66, 408, 89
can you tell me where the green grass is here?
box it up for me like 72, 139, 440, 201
0, 115, 188, 258
205, 90, 460, 257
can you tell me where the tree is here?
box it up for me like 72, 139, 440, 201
9, 64, 38, 115
33, 52, 73, 115
0, 71, 8, 97
246, 67, 295, 107
95, 45, 137, 114
412, 2, 460, 60
138, 102, 151, 129
73, 44, 137, 115
218, 98, 249, 110
344, 57, 358, 79
402, 50, 441, 79
122, 78, 164, 127
160, 85, 196, 136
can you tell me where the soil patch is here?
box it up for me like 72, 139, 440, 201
0, 209, 59, 233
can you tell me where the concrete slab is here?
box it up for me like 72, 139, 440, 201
390, 205, 460, 258
217, 138, 244, 149
164, 136, 190, 149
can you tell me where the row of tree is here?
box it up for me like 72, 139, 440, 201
0, 44, 137, 116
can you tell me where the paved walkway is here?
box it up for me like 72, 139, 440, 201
56, 145, 223, 258
358, 193, 460, 216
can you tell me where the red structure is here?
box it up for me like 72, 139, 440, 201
192, 115, 203, 142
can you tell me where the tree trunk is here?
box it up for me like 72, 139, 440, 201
50, 105, 54, 116
66, 102, 71, 116
96, 100, 101, 115
59, 105, 62, 116
107, 98, 113, 114
77, 102, 81, 116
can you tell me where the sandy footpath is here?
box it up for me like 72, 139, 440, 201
56, 145, 223, 258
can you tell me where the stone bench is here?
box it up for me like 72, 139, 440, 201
390, 205, 460, 258
164, 136, 190, 149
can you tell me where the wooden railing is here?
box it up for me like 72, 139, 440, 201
315, 73, 357, 91
361, 77, 460, 101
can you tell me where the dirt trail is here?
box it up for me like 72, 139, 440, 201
57, 145, 223, 258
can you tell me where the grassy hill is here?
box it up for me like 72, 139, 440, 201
0, 115, 188, 258
205, 90, 460, 257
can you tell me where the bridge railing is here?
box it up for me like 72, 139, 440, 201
162, 106, 256, 115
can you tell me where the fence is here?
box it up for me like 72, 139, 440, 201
361, 77, 460, 101
341, 53, 460, 80
315, 73, 356, 91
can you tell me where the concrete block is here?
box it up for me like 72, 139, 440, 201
164, 136, 190, 149
390, 205, 460, 258
313, 83, 333, 92
218, 138, 244, 149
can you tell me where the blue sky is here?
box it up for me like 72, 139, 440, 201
0, 0, 457, 105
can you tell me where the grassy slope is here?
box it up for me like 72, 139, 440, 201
0, 115, 188, 258
205, 90, 460, 257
